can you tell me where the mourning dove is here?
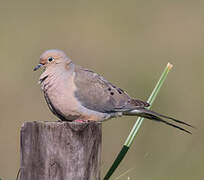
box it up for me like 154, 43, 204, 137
34, 49, 192, 134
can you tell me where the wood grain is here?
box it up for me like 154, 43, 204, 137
20, 121, 101, 180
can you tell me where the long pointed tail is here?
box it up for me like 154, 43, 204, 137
124, 108, 193, 134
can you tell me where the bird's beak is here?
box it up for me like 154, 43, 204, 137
33, 64, 42, 71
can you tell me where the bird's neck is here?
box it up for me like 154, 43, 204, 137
39, 62, 75, 92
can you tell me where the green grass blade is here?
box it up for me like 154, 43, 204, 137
124, 63, 173, 147
103, 63, 173, 180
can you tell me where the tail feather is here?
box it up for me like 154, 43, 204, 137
124, 108, 193, 134
143, 109, 194, 128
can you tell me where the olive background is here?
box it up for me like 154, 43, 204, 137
0, 0, 203, 179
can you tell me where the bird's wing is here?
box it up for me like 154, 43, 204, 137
73, 65, 149, 113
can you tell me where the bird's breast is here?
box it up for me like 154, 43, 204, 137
41, 72, 109, 121
43, 73, 81, 121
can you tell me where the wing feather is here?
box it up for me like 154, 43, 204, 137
73, 66, 149, 113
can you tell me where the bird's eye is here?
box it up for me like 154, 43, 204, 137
48, 57, 54, 62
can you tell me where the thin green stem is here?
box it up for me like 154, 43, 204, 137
124, 63, 172, 147
103, 63, 173, 180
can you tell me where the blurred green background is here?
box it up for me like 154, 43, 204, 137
0, 0, 203, 179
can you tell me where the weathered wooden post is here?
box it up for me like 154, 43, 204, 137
20, 121, 102, 180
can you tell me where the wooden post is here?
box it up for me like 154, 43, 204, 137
20, 121, 102, 180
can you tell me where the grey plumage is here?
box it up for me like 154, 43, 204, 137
34, 49, 193, 134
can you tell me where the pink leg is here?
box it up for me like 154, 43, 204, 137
74, 119, 87, 123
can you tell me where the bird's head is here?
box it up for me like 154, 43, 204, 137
33, 49, 71, 71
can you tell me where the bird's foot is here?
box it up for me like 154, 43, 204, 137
74, 119, 87, 123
